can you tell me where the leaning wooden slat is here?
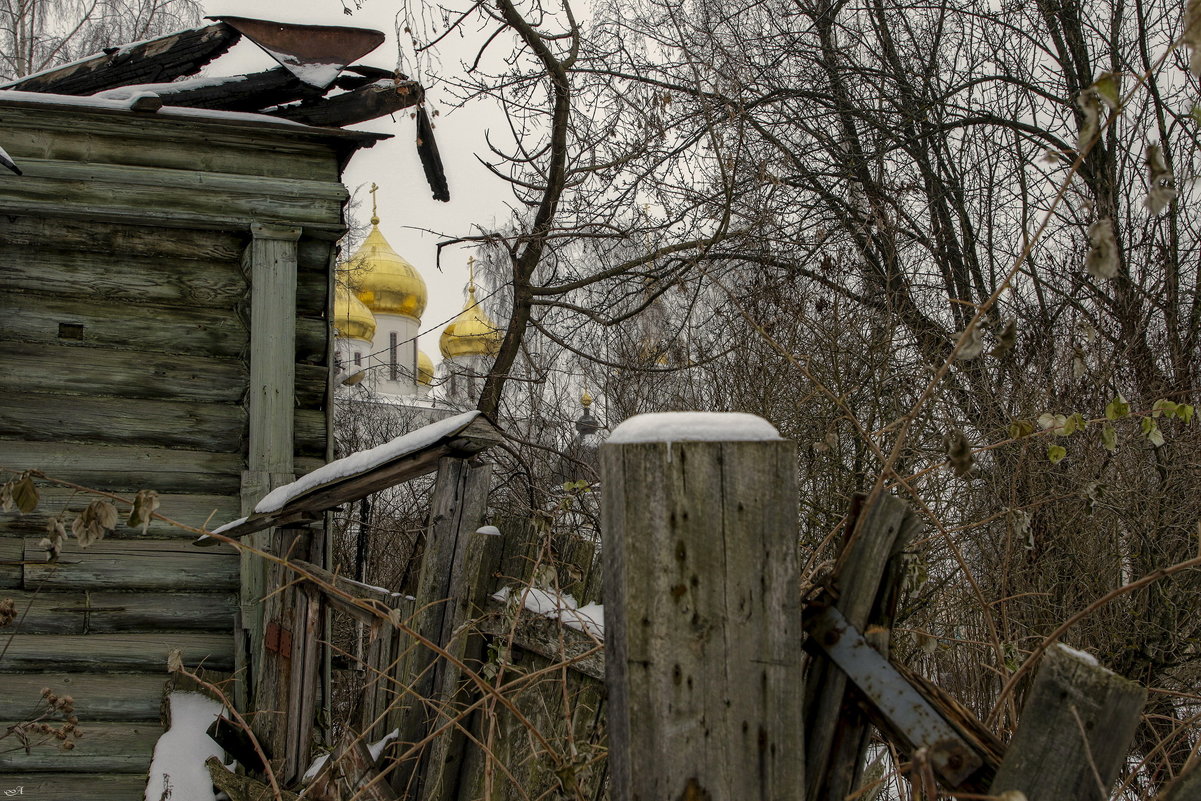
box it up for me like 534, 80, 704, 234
990, 643, 1146, 801
0, 773, 150, 800
21, 538, 238, 591
0, 633, 234, 672
1, 23, 238, 94
475, 601, 605, 682
0, 441, 244, 495
0, 674, 168, 721
0, 721, 160, 773
213, 416, 502, 541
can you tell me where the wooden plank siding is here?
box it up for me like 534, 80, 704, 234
0, 94, 367, 788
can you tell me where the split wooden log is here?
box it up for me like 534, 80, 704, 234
206, 756, 300, 801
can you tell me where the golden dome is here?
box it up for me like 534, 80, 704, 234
440, 286, 503, 359
350, 225, 427, 319
333, 284, 376, 342
417, 349, 435, 386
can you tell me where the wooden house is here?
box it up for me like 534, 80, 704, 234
0, 18, 443, 797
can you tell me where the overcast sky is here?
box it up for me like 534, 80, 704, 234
202, 0, 514, 359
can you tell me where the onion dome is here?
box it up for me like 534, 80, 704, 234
333, 284, 376, 342
351, 224, 427, 319
440, 285, 503, 359
576, 390, 601, 438
417, 349, 435, 386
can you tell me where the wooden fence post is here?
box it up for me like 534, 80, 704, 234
601, 413, 804, 801
990, 643, 1146, 801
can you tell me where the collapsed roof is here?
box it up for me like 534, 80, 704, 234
0, 17, 449, 201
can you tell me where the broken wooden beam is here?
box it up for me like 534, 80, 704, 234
2, 23, 239, 95
267, 78, 424, 128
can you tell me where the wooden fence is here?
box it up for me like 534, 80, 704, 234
216, 413, 1198, 801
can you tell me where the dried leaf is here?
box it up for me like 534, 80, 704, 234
1038, 412, 1067, 432
1047, 444, 1068, 464
1105, 394, 1131, 419
127, 490, 160, 535
943, 428, 973, 477
1141, 417, 1166, 447
72, 500, 119, 547
11, 475, 38, 514
1144, 143, 1177, 215
167, 649, 184, 674
42, 517, 66, 560
955, 325, 985, 360
1009, 419, 1036, 439
990, 318, 1017, 357
0, 481, 12, 513
1093, 72, 1123, 110
1008, 508, 1033, 550
1077, 89, 1102, 151
1101, 422, 1118, 452
1085, 218, 1118, 280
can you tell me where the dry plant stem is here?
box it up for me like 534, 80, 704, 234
1111, 702, 1201, 795
173, 662, 282, 801
5, 469, 567, 766
988, 552, 1201, 724
1069, 704, 1108, 799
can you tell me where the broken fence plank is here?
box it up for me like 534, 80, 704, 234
990, 643, 1147, 801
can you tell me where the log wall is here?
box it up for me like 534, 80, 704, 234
0, 95, 377, 797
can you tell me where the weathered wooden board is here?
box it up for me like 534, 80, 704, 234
0, 215, 244, 262
1, 489, 239, 540
1, 244, 329, 318
1, 118, 340, 182
0, 342, 327, 410
0, 290, 327, 362
0, 441, 245, 494
991, 643, 1146, 801
0, 721, 160, 773
0, 391, 247, 452
1, 536, 22, 589
0, 104, 379, 182
455, 648, 608, 801
21, 538, 238, 591
0, 590, 237, 634
478, 602, 605, 682
0, 632, 234, 672
0, 773, 150, 800
0, 245, 245, 309
3, 159, 348, 232
0, 342, 248, 404
0, 673, 168, 722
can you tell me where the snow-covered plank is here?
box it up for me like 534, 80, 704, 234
206, 412, 502, 540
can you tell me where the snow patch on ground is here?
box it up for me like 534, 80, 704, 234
607, 412, 781, 445
255, 411, 480, 514
493, 586, 604, 638
144, 692, 226, 801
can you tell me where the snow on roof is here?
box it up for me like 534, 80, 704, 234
92, 73, 248, 99
254, 410, 481, 514
607, 411, 782, 445
0, 88, 306, 128
144, 691, 227, 801
493, 586, 604, 638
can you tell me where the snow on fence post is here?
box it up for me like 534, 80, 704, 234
990, 643, 1146, 801
601, 412, 805, 801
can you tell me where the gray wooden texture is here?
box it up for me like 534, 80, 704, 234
0, 721, 160, 772
0, 674, 169, 721
20, 538, 238, 590
1, 488, 239, 539
0, 632, 234, 671
0, 773, 150, 800
389, 458, 493, 799
991, 643, 1146, 801
601, 437, 803, 801
0, 589, 236, 633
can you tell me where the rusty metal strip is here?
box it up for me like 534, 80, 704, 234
806, 605, 982, 786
